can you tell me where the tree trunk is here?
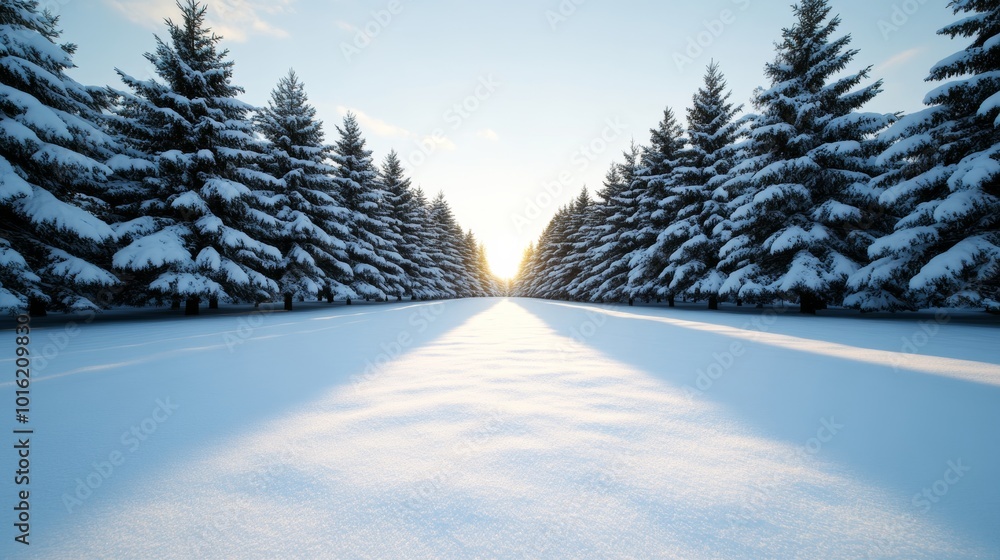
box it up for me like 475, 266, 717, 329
284, 293, 294, 311
668, 295, 675, 308
28, 297, 47, 318
171, 298, 181, 310
736, 299, 743, 307
398, 295, 403, 302
184, 297, 200, 316
628, 298, 634, 307
708, 295, 719, 311
208, 296, 218, 310
800, 293, 818, 315
346, 297, 352, 306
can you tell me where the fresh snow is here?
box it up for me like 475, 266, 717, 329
3, 299, 997, 559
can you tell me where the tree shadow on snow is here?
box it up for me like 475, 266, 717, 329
512, 298, 1000, 553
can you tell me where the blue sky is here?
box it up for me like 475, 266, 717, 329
53, 0, 959, 278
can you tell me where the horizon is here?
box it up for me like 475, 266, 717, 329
53, 0, 960, 279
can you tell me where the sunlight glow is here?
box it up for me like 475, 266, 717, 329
485, 237, 522, 279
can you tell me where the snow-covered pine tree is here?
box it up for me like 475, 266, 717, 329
718, 0, 894, 313
255, 69, 354, 311
459, 230, 487, 297
474, 241, 501, 297
541, 188, 593, 300
514, 242, 536, 295
563, 188, 605, 301
379, 150, 443, 300
847, 0, 1000, 312
587, 143, 646, 303
427, 192, 464, 298
515, 207, 568, 299
0, 0, 120, 316
570, 157, 631, 301
332, 112, 406, 301
408, 186, 448, 299
656, 62, 744, 310
112, 0, 282, 315
624, 107, 688, 305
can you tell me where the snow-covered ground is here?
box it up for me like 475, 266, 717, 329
2, 298, 999, 559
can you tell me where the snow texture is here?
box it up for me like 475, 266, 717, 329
3, 299, 998, 559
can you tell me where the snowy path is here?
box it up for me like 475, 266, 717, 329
4, 299, 999, 559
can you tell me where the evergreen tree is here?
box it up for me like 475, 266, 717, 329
332, 112, 405, 301
625, 107, 687, 303
570, 157, 632, 301
541, 188, 593, 299
112, 0, 281, 315
460, 230, 486, 297
587, 143, 645, 302
0, 0, 120, 315
848, 0, 1000, 312
380, 150, 444, 300
718, 0, 894, 313
408, 187, 448, 299
427, 192, 464, 298
514, 242, 537, 295
255, 69, 353, 310
516, 208, 569, 299
654, 62, 744, 309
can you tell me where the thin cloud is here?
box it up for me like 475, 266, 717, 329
875, 48, 924, 74
337, 106, 458, 152
103, 0, 294, 42
335, 20, 358, 33
476, 129, 500, 142
337, 106, 412, 138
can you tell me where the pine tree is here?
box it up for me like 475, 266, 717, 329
570, 157, 631, 301
587, 143, 645, 302
332, 112, 405, 301
112, 0, 281, 315
255, 69, 354, 310
625, 107, 688, 304
0, 1, 120, 316
380, 150, 444, 300
427, 193, 464, 298
541, 188, 593, 299
408, 187, 448, 299
460, 230, 486, 297
847, 0, 1000, 312
718, 0, 894, 313
517, 208, 569, 299
656, 62, 744, 310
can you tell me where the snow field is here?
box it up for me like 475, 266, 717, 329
1, 299, 998, 559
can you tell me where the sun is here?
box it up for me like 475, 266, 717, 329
484, 238, 523, 280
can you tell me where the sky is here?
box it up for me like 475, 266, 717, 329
51, 0, 960, 279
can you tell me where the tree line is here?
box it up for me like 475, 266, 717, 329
0, 0, 503, 317
515, 0, 999, 314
